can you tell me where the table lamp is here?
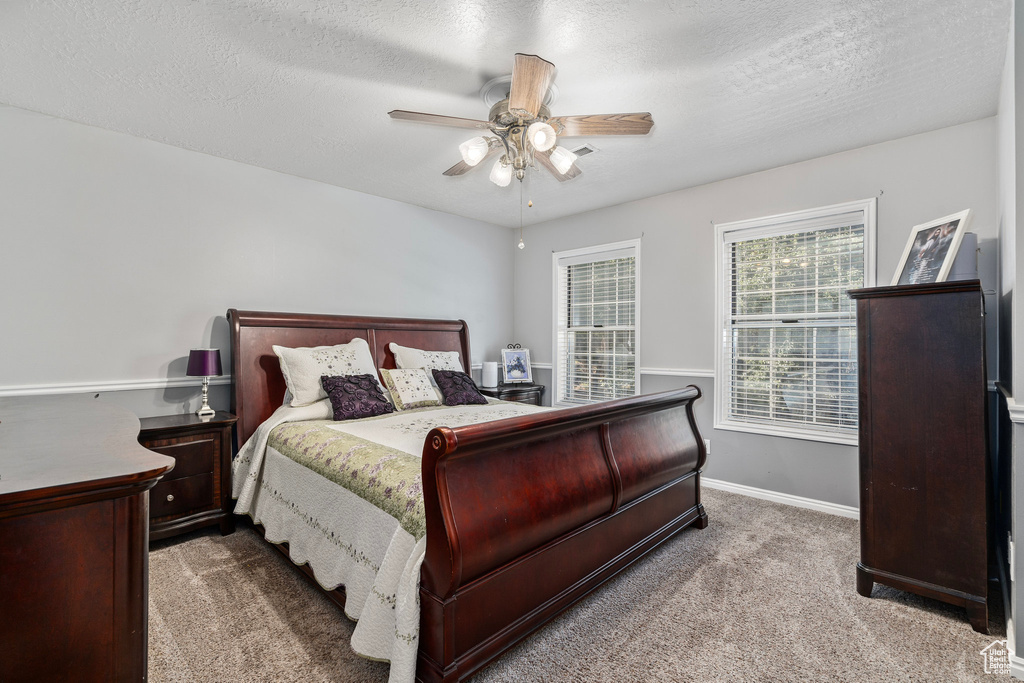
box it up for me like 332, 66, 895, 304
186, 348, 222, 418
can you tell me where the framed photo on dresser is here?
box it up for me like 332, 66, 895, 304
892, 209, 971, 285
501, 347, 532, 383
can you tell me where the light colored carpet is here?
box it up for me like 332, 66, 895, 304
148, 488, 1006, 682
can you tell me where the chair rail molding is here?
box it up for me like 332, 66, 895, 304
0, 376, 233, 398
998, 382, 1024, 424
4, 367, 483, 398
528, 362, 713, 378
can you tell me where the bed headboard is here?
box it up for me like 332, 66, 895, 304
227, 309, 472, 448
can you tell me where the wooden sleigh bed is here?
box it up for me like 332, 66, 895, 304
228, 309, 708, 683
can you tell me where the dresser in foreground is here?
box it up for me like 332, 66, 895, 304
0, 396, 174, 682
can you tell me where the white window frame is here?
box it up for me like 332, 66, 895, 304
551, 239, 641, 407
714, 198, 876, 445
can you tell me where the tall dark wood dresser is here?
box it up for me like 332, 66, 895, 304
0, 396, 174, 681
849, 280, 989, 632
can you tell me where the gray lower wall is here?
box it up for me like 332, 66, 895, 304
0, 105, 512, 418
514, 117, 999, 508
532, 366, 858, 507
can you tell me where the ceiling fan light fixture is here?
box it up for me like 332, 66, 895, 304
458, 136, 490, 166
389, 53, 654, 187
489, 158, 512, 187
526, 121, 556, 152
549, 146, 578, 174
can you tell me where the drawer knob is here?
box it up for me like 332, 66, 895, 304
166, 494, 174, 502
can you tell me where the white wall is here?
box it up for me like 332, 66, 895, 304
513, 118, 999, 507
0, 104, 1002, 505
0, 105, 513, 417
1002, 7, 1017, 392
1005, 0, 1024, 672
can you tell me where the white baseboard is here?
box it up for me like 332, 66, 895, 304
995, 542, 1019, 679
702, 477, 859, 519
1011, 653, 1024, 679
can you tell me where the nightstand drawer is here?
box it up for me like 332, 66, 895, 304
144, 437, 216, 481
505, 394, 540, 405
479, 383, 545, 406
151, 474, 214, 519
138, 411, 237, 541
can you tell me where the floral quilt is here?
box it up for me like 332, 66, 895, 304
268, 421, 427, 538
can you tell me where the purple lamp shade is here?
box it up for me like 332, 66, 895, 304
186, 349, 222, 377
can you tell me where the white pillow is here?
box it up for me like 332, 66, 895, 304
273, 338, 380, 407
389, 343, 463, 372
381, 368, 442, 411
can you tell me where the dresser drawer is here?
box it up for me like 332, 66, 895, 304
151, 473, 214, 519
143, 437, 216, 481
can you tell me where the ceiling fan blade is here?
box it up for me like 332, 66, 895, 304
536, 149, 582, 182
442, 160, 476, 176
442, 143, 501, 176
388, 110, 493, 131
548, 113, 654, 136
508, 54, 556, 119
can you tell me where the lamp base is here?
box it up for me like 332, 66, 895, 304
195, 375, 215, 419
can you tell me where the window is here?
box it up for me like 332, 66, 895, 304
715, 199, 875, 444
552, 240, 640, 405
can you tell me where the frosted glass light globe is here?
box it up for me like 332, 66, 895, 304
526, 122, 556, 152
489, 159, 512, 187
458, 137, 489, 166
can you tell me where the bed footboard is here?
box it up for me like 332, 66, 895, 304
417, 387, 707, 683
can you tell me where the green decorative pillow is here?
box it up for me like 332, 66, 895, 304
381, 368, 442, 411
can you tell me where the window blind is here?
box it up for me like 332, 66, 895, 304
554, 243, 639, 405
716, 201, 874, 442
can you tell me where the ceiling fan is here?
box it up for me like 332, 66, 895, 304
388, 53, 654, 187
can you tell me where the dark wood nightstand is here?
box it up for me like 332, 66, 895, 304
138, 411, 237, 541
478, 382, 545, 406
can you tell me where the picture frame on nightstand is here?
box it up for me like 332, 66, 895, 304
501, 347, 532, 383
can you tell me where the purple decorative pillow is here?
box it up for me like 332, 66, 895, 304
432, 370, 488, 406
321, 374, 394, 421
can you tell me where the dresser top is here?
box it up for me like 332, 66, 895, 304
0, 396, 174, 507
848, 279, 981, 300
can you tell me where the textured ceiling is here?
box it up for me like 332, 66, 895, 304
0, 1, 1012, 227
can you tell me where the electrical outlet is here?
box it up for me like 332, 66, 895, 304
704, 439, 711, 454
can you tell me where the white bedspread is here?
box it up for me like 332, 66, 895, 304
231, 398, 546, 683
